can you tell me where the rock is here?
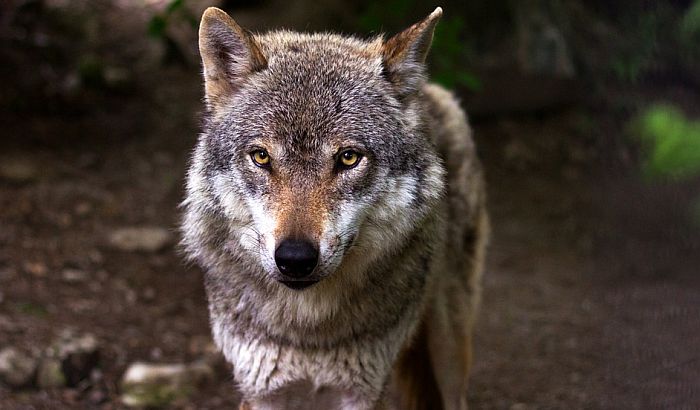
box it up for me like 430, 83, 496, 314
0, 347, 37, 388
120, 361, 214, 408
142, 287, 156, 302
108, 227, 173, 252
88, 388, 108, 405
44, 332, 100, 387
23, 261, 48, 278
37, 358, 66, 388
74, 201, 93, 216
0, 156, 39, 184
61, 268, 89, 283
89, 250, 104, 264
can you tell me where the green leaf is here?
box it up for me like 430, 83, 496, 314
455, 71, 481, 91
148, 15, 167, 38
165, 0, 185, 14
681, 0, 700, 38
636, 104, 700, 180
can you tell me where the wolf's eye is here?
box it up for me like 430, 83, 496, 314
337, 150, 362, 170
251, 149, 271, 168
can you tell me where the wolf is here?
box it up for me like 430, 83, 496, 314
181, 6, 488, 410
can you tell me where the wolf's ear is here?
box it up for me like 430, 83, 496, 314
381, 7, 442, 97
199, 7, 267, 113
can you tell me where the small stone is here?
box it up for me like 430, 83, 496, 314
120, 361, 214, 408
74, 201, 93, 216
142, 287, 156, 302
90, 368, 104, 384
88, 388, 108, 405
89, 250, 104, 264
108, 227, 173, 253
125, 288, 138, 305
0, 347, 37, 388
149, 348, 162, 361
62, 388, 81, 403
0, 156, 39, 183
23, 261, 48, 278
45, 332, 100, 387
61, 268, 89, 283
37, 358, 66, 388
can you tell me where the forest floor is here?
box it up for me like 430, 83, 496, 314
2, 2, 700, 409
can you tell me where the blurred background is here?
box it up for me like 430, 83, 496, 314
1, 0, 699, 408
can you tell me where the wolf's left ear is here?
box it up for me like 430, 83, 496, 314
199, 7, 267, 114
381, 7, 442, 97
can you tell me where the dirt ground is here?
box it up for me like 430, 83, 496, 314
2, 2, 700, 409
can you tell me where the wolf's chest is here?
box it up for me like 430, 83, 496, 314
244, 380, 375, 409
211, 316, 416, 405
221, 333, 391, 396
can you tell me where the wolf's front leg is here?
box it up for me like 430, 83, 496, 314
427, 293, 474, 410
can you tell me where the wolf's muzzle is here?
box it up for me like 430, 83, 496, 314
274, 239, 319, 283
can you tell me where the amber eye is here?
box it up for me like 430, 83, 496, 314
337, 150, 362, 170
251, 149, 271, 167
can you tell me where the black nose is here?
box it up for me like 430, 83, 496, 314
274, 239, 319, 279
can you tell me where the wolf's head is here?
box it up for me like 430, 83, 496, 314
182, 8, 446, 292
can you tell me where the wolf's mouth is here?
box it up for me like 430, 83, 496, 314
280, 280, 319, 290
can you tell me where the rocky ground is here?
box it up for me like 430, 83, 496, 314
1, 1, 700, 409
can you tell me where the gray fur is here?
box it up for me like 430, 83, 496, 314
181, 7, 487, 410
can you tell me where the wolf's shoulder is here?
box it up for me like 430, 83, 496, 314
421, 83, 476, 164
421, 82, 484, 225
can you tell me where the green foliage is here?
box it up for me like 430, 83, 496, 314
610, 13, 659, 83
148, 15, 168, 38
147, 0, 196, 39
680, 0, 700, 40
636, 104, 700, 180
611, 2, 700, 83
357, 1, 480, 91
147, 0, 197, 65
431, 15, 481, 91
680, 0, 700, 68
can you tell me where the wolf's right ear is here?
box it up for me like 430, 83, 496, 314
199, 7, 267, 114
381, 7, 442, 98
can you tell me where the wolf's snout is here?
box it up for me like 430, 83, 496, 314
274, 239, 319, 279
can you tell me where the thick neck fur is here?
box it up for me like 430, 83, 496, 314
205, 204, 444, 350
